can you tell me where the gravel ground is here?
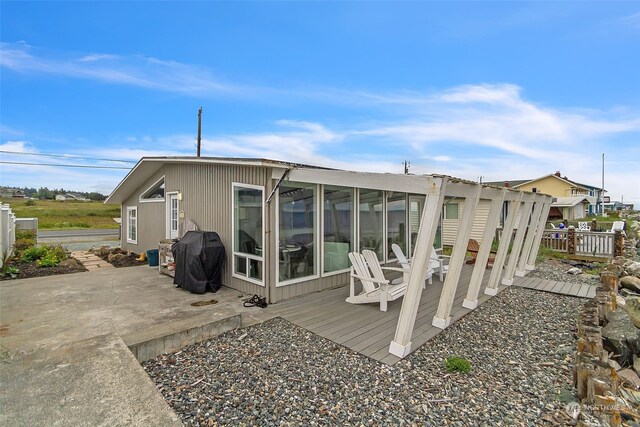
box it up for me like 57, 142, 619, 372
144, 287, 584, 426
527, 258, 600, 286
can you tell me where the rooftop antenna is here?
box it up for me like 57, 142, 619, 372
403, 160, 410, 174
196, 107, 203, 157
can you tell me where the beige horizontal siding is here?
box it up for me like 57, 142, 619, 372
442, 199, 493, 246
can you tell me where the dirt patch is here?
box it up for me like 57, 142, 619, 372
92, 247, 147, 268
1, 258, 87, 280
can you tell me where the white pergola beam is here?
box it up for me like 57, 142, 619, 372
485, 194, 523, 296
502, 200, 534, 286
432, 185, 482, 329
463, 189, 506, 309
515, 199, 545, 276
389, 178, 447, 358
526, 197, 553, 270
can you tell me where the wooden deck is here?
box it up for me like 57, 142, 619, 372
513, 275, 597, 298
265, 265, 596, 365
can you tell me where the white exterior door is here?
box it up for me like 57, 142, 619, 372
167, 193, 179, 239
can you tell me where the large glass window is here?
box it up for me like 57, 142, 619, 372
126, 206, 137, 244
323, 185, 354, 273
386, 192, 407, 260
278, 182, 317, 283
359, 189, 384, 260
233, 184, 264, 284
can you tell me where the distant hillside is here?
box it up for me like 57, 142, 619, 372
0, 186, 107, 201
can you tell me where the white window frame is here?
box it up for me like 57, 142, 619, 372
444, 202, 459, 220
276, 182, 320, 287
165, 191, 180, 239
231, 183, 265, 287
356, 188, 388, 263
320, 184, 355, 277
126, 206, 137, 244
139, 176, 165, 203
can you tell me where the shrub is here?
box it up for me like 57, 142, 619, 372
20, 244, 68, 267
25, 200, 36, 206
445, 356, 472, 373
15, 229, 37, 242
37, 253, 61, 267
21, 246, 48, 263
43, 245, 68, 262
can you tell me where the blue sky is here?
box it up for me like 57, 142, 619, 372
1, 1, 639, 205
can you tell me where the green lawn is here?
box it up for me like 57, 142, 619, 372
1, 198, 120, 229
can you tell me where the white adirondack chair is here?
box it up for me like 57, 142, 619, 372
346, 250, 407, 312
391, 243, 433, 286
431, 247, 450, 282
610, 221, 627, 237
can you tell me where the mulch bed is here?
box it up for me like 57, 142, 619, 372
93, 247, 147, 268
1, 258, 87, 280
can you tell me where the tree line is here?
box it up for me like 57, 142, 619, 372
2, 186, 107, 201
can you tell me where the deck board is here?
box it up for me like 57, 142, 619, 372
266, 264, 594, 366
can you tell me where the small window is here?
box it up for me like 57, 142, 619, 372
140, 177, 165, 201
532, 187, 537, 193
127, 206, 137, 244
444, 203, 459, 220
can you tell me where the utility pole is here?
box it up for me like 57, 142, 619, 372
403, 160, 410, 174
601, 153, 605, 214
196, 107, 203, 157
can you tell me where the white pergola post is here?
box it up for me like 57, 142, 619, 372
502, 199, 534, 286
389, 178, 446, 358
432, 185, 481, 329
463, 188, 506, 309
525, 198, 552, 270
485, 193, 522, 296
515, 199, 544, 277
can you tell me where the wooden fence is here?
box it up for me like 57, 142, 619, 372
541, 226, 623, 259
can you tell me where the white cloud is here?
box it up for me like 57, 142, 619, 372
0, 140, 35, 153
0, 42, 243, 96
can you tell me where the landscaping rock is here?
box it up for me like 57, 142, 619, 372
623, 297, 640, 329
567, 267, 582, 275
602, 309, 640, 366
617, 295, 626, 307
621, 288, 640, 299
621, 276, 640, 293
59, 258, 83, 269
143, 288, 583, 426
618, 369, 640, 390
108, 253, 127, 263
626, 262, 640, 279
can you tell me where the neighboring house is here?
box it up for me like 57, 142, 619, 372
106, 157, 549, 303
55, 193, 90, 201
0, 188, 28, 199
547, 196, 591, 220
602, 196, 625, 212
486, 171, 605, 216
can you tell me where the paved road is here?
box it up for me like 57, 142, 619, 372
38, 228, 120, 243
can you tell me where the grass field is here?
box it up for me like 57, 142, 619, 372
1, 198, 120, 229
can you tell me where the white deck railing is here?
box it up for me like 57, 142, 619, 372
541, 227, 620, 259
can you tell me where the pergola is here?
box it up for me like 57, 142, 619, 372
281, 168, 552, 359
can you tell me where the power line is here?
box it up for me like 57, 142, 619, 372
0, 161, 130, 170
0, 150, 136, 163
